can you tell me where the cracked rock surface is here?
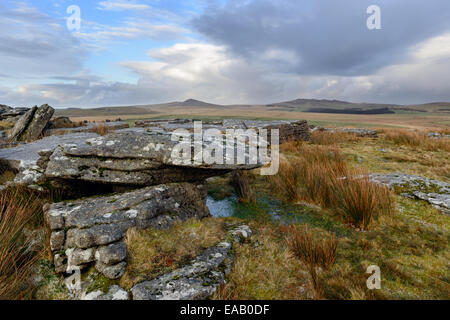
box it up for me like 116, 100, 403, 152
370, 173, 450, 214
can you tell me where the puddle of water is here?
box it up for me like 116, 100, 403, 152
207, 194, 304, 224
207, 195, 237, 217
207, 194, 352, 236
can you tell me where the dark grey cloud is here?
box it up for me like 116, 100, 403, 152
193, 0, 450, 76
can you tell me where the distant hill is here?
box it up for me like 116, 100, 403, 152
174, 99, 223, 108
55, 97, 450, 118
267, 99, 396, 114
267, 98, 450, 114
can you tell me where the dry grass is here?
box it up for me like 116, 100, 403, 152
231, 170, 255, 203
214, 222, 313, 300
120, 218, 226, 289
311, 130, 359, 145
90, 122, 113, 136
287, 225, 337, 270
269, 144, 394, 229
330, 171, 393, 229
0, 187, 44, 299
0, 120, 14, 130
383, 129, 450, 152
268, 145, 346, 203
280, 138, 303, 153
286, 225, 337, 296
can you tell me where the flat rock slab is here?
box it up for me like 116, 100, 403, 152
135, 118, 311, 142
45, 121, 129, 136
131, 225, 252, 300
2, 118, 310, 188
370, 173, 450, 214
0, 132, 98, 166
43, 130, 262, 187
45, 182, 210, 278
313, 127, 378, 137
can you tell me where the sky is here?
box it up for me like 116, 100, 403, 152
1, 0, 450, 108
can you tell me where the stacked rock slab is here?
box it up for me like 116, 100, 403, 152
135, 118, 311, 142
0, 104, 29, 121
44, 130, 261, 187
9, 104, 55, 141
45, 182, 210, 279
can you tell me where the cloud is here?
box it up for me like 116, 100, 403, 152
76, 20, 189, 41
193, 0, 450, 76
2, 1, 450, 108
0, 3, 87, 79
97, 1, 151, 11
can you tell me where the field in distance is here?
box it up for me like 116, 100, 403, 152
56, 98, 450, 130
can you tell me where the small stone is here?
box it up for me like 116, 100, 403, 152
68, 248, 95, 266
50, 231, 65, 251
95, 261, 126, 279
54, 253, 67, 273
95, 242, 127, 265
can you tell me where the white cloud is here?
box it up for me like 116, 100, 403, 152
4, 35, 450, 108
76, 20, 188, 41
97, 1, 151, 11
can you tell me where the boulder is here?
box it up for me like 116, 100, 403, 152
43, 130, 262, 187
323, 127, 378, 138
47, 117, 74, 129
21, 104, 54, 141
8, 106, 37, 140
8, 104, 54, 142
135, 118, 311, 142
45, 182, 210, 278
0, 104, 29, 121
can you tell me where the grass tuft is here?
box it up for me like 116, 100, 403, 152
231, 170, 255, 203
0, 187, 44, 299
287, 225, 337, 297
383, 129, 450, 152
311, 131, 359, 145
90, 122, 113, 136
269, 144, 394, 229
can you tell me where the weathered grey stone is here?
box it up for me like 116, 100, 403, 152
135, 119, 311, 142
45, 121, 129, 136
8, 106, 37, 140
2, 119, 309, 188
131, 225, 251, 300
82, 285, 129, 300
50, 231, 65, 251
95, 242, 127, 265
21, 104, 54, 141
95, 261, 126, 279
322, 127, 378, 137
45, 209, 65, 231
65, 221, 135, 249
47, 117, 73, 129
68, 248, 95, 266
46, 182, 210, 278
370, 173, 450, 214
43, 129, 264, 187
47, 182, 209, 230
54, 253, 67, 273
